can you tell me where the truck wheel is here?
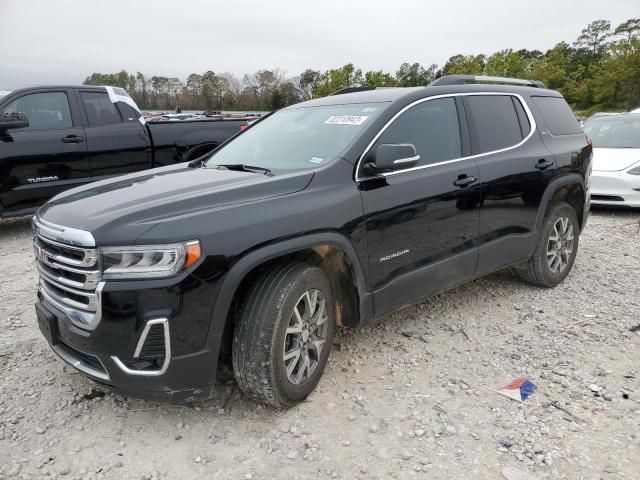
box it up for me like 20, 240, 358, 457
520, 202, 580, 288
232, 263, 335, 407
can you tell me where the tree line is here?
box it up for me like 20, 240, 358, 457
84, 18, 639, 114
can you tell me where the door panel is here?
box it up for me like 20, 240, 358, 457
357, 96, 480, 315
0, 90, 90, 213
473, 136, 554, 274
361, 161, 481, 311
463, 94, 556, 275
78, 90, 150, 179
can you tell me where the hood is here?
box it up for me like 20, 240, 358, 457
592, 147, 640, 172
38, 164, 313, 243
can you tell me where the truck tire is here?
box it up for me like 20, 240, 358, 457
520, 202, 580, 288
232, 262, 335, 407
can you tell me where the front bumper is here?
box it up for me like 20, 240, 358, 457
36, 271, 223, 401
591, 170, 640, 207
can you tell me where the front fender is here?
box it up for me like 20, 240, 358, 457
207, 232, 372, 338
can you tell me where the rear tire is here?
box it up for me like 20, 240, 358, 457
232, 262, 335, 407
519, 202, 579, 287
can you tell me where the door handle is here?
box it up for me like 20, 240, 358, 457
453, 175, 478, 188
535, 159, 554, 170
61, 135, 84, 144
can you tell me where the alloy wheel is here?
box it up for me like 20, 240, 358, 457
546, 216, 575, 274
283, 289, 329, 385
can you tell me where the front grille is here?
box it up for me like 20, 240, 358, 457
33, 220, 102, 330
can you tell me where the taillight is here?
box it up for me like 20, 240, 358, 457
240, 124, 248, 131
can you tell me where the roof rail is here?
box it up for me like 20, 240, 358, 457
429, 75, 545, 88
330, 86, 376, 96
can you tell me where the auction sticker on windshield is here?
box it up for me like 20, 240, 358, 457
325, 115, 369, 125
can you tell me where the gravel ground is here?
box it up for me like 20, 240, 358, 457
1, 209, 639, 480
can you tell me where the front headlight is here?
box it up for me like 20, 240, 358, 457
101, 240, 201, 280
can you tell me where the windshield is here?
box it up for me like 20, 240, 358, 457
583, 115, 640, 148
205, 103, 386, 171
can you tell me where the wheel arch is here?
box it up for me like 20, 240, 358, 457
209, 233, 372, 342
535, 174, 587, 233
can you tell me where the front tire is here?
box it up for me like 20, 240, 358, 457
232, 263, 335, 407
519, 202, 580, 287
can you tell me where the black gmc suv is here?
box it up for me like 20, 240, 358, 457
32, 76, 591, 406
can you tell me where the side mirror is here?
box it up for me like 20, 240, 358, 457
363, 143, 419, 175
0, 112, 29, 132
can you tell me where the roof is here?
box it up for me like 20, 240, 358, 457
8, 85, 108, 95
288, 83, 562, 110
288, 87, 424, 108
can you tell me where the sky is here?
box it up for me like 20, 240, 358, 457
0, 0, 638, 89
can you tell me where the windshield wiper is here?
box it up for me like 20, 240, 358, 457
214, 164, 274, 176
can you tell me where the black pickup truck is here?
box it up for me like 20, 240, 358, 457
33, 76, 591, 406
0, 85, 248, 218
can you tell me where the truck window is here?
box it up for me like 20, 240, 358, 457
465, 95, 523, 154
116, 103, 141, 122
375, 97, 461, 167
1, 92, 72, 130
531, 96, 582, 135
80, 91, 122, 126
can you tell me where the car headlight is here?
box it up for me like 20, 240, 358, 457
628, 165, 640, 175
100, 240, 201, 279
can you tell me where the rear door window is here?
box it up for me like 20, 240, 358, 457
80, 91, 122, 126
1, 92, 72, 130
464, 95, 523, 154
531, 96, 582, 135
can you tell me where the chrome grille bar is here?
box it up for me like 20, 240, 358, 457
36, 261, 100, 291
33, 217, 103, 331
34, 234, 97, 267
33, 216, 95, 247
39, 276, 98, 311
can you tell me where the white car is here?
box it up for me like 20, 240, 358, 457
583, 113, 640, 207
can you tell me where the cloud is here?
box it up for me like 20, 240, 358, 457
0, 0, 638, 89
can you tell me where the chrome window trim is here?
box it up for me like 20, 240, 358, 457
33, 216, 96, 247
355, 92, 537, 181
111, 318, 171, 377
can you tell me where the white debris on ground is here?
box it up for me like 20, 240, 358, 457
1, 209, 639, 479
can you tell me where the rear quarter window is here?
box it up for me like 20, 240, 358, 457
531, 96, 582, 135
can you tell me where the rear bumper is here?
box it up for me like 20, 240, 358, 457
36, 268, 224, 401
591, 171, 640, 207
